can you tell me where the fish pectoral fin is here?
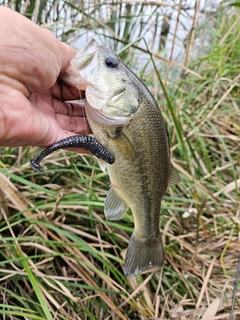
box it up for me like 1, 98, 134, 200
124, 233, 164, 277
168, 164, 181, 188
108, 129, 135, 158
104, 187, 129, 220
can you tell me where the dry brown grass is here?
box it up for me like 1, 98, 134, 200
0, 1, 240, 319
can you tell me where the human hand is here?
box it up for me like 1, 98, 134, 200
0, 7, 91, 153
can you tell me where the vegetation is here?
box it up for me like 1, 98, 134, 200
0, 1, 239, 319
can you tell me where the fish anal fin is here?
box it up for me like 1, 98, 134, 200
168, 164, 181, 188
124, 233, 164, 277
104, 187, 128, 220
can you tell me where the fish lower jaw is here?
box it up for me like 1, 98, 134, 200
86, 101, 131, 125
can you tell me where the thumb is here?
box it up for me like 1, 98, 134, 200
59, 41, 77, 73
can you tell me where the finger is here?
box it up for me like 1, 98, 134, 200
52, 81, 85, 101
59, 41, 76, 72
55, 113, 92, 134
53, 100, 87, 117
68, 86, 85, 99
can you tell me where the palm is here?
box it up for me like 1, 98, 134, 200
0, 81, 90, 148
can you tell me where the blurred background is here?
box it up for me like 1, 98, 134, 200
0, 1, 239, 320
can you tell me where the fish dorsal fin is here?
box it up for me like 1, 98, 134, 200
98, 159, 107, 172
108, 129, 135, 158
168, 165, 181, 188
104, 187, 129, 221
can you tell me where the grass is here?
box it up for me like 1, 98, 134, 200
0, 1, 240, 319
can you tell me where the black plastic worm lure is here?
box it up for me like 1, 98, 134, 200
30, 135, 115, 172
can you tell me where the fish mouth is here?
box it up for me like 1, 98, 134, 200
87, 85, 126, 103
69, 85, 125, 107
85, 86, 130, 125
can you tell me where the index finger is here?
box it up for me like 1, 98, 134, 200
52, 80, 85, 101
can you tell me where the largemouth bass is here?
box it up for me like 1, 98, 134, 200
62, 39, 180, 277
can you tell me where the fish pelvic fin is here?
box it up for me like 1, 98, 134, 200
98, 159, 107, 172
104, 187, 129, 220
124, 233, 164, 277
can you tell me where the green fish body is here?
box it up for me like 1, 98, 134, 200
62, 39, 180, 276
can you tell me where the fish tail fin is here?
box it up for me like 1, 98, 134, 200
124, 233, 164, 277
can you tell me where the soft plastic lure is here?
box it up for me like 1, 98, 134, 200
30, 135, 115, 172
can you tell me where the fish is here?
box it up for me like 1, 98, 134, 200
61, 38, 180, 277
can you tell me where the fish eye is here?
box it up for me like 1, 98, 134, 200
105, 56, 119, 69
